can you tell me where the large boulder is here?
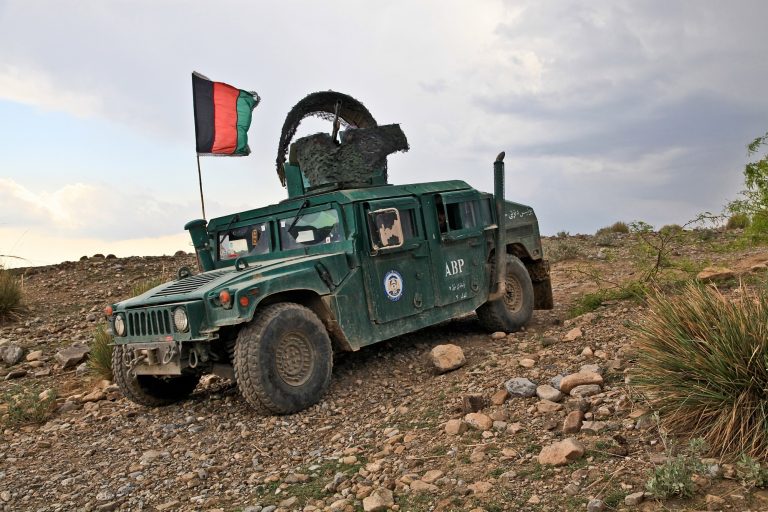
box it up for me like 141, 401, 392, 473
538, 438, 585, 466
0, 344, 24, 366
362, 488, 394, 512
559, 372, 603, 394
696, 267, 735, 283
55, 345, 90, 369
504, 377, 537, 397
430, 344, 466, 373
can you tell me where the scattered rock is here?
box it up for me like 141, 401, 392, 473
362, 488, 394, 512
422, 470, 444, 483
624, 491, 644, 506
536, 400, 563, 413
462, 394, 486, 413
563, 410, 584, 434
519, 358, 536, 368
587, 498, 605, 512
411, 480, 438, 493
581, 421, 606, 433
697, 267, 734, 282
4, 368, 27, 380
490, 331, 507, 340
430, 344, 466, 373
705, 494, 725, 510
570, 384, 601, 398
0, 344, 24, 365
504, 377, 537, 397
468, 481, 493, 494
464, 413, 493, 431
563, 327, 583, 341
445, 419, 468, 435
559, 372, 604, 394
536, 384, 563, 402
490, 388, 510, 405
537, 438, 585, 466
55, 345, 90, 369
25, 350, 43, 362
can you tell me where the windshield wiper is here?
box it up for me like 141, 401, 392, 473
218, 213, 240, 246
287, 200, 309, 232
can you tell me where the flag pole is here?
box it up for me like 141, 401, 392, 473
196, 153, 206, 220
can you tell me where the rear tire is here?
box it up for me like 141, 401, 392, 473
112, 345, 200, 407
234, 302, 333, 414
477, 255, 534, 333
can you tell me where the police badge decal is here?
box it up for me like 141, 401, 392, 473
383, 270, 403, 302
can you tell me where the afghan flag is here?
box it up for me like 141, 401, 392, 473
192, 72, 260, 156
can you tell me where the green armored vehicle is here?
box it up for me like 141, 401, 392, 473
106, 92, 553, 414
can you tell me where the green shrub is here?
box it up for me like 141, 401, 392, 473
88, 323, 113, 380
660, 224, 683, 234
633, 283, 768, 460
726, 213, 751, 230
2, 384, 56, 427
556, 230, 570, 238
646, 438, 706, 499
569, 281, 647, 318
596, 221, 630, 236
595, 233, 619, 247
737, 454, 768, 488
131, 277, 165, 297
546, 240, 584, 262
0, 266, 24, 320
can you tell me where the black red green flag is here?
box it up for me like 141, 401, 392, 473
192, 72, 260, 156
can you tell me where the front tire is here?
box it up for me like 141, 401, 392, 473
477, 255, 534, 333
234, 302, 333, 414
112, 345, 201, 407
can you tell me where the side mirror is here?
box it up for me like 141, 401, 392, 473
369, 208, 404, 250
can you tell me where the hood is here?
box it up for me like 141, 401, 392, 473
118, 253, 335, 308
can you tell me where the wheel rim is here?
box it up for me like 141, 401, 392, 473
504, 275, 524, 313
275, 331, 315, 387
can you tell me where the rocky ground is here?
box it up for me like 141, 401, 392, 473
1, 230, 767, 512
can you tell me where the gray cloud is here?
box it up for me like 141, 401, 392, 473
0, 0, 766, 244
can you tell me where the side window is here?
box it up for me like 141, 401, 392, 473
400, 209, 418, 240
446, 200, 481, 230
280, 209, 344, 250
480, 198, 492, 224
219, 222, 271, 261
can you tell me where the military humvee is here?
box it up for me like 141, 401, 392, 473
106, 92, 552, 414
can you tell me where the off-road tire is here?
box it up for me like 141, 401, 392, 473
477, 255, 534, 333
112, 345, 201, 407
234, 302, 333, 414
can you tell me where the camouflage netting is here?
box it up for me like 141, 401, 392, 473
292, 124, 409, 188
276, 91, 408, 187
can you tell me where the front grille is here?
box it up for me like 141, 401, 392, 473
127, 309, 173, 337
150, 270, 230, 298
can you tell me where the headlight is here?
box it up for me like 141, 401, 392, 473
113, 314, 126, 337
173, 307, 189, 332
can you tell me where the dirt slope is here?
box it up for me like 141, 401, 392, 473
1, 232, 767, 512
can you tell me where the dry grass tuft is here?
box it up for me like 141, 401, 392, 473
130, 277, 165, 297
88, 323, 113, 381
0, 266, 24, 321
633, 282, 768, 460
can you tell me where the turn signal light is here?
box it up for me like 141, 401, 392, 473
104, 305, 113, 317
219, 290, 231, 305
239, 296, 249, 307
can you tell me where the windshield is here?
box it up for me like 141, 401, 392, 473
279, 209, 344, 250
219, 222, 271, 261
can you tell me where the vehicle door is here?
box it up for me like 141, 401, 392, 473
361, 198, 435, 323
427, 191, 492, 307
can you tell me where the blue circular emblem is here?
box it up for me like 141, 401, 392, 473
383, 270, 404, 302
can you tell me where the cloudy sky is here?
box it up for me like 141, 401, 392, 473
1, 1, 766, 267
